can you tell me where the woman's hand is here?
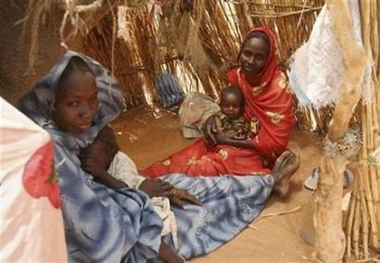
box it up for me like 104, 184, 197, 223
139, 179, 202, 209
215, 131, 255, 150
139, 179, 173, 198
203, 116, 217, 147
164, 188, 202, 209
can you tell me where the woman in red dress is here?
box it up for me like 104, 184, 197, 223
143, 26, 295, 182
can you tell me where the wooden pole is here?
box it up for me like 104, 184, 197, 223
314, 1, 368, 262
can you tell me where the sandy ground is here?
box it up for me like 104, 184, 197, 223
111, 105, 322, 263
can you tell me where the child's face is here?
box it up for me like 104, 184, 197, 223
83, 141, 115, 170
220, 93, 242, 120
52, 71, 98, 134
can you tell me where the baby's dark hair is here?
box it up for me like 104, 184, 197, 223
95, 125, 119, 151
59, 56, 94, 84
82, 125, 119, 156
237, 31, 270, 62
220, 85, 245, 108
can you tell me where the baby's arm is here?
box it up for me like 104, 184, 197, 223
111, 151, 146, 189
80, 154, 128, 189
91, 172, 128, 189
110, 152, 173, 198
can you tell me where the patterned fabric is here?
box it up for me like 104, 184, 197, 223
162, 173, 274, 258
227, 26, 295, 164
217, 114, 250, 140
17, 50, 275, 261
143, 137, 270, 177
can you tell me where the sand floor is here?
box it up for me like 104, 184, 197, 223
111, 105, 322, 263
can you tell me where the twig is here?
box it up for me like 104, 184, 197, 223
250, 205, 302, 225
249, 7, 322, 18
247, 224, 258, 230
107, 0, 116, 76
355, 255, 380, 262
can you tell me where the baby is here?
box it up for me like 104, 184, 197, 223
79, 126, 178, 248
214, 85, 254, 140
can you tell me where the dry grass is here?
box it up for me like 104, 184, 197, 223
78, 0, 323, 107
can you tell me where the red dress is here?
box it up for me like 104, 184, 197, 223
143, 27, 295, 178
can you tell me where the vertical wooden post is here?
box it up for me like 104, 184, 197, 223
314, 1, 367, 262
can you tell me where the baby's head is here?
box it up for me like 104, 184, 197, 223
52, 56, 98, 134
219, 85, 245, 120
80, 126, 119, 170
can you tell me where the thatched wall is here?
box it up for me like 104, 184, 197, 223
79, 0, 324, 109
0, 0, 67, 103
0, 0, 324, 109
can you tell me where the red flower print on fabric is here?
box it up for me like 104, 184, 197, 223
22, 141, 61, 208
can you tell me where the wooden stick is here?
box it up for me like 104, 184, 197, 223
345, 186, 356, 260
361, 86, 380, 253
352, 185, 362, 258
369, 94, 380, 251
315, 155, 347, 262
359, 171, 369, 258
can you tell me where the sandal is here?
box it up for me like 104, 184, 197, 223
304, 167, 354, 191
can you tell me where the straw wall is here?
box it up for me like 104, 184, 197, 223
343, 1, 380, 260
79, 0, 324, 110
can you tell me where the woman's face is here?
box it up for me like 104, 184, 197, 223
220, 93, 243, 120
52, 71, 99, 134
239, 37, 269, 76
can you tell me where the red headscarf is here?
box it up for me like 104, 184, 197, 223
230, 26, 278, 91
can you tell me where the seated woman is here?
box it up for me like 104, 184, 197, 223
143, 26, 297, 196
144, 85, 261, 177
17, 55, 184, 263
17, 51, 298, 262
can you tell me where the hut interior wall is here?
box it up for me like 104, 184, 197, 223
78, 0, 324, 109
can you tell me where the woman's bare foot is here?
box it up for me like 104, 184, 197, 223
272, 150, 300, 197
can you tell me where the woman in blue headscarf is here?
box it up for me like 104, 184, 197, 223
17, 51, 295, 262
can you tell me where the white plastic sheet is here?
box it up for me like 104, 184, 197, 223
1, 97, 67, 263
